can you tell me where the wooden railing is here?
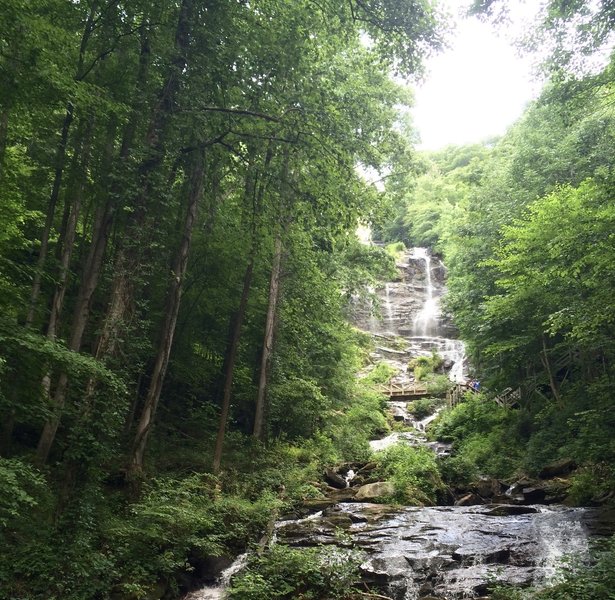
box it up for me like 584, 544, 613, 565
446, 383, 521, 409
447, 383, 471, 408
494, 387, 521, 408
378, 382, 429, 398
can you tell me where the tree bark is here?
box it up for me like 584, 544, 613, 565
0, 107, 10, 175
213, 256, 254, 472
540, 334, 561, 405
26, 105, 74, 327
93, 0, 192, 362
128, 147, 205, 476
33, 16, 153, 465
25, 2, 99, 326
253, 233, 283, 441
212, 143, 273, 469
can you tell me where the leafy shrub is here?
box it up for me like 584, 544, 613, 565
362, 363, 396, 385
565, 464, 614, 506
105, 475, 280, 598
432, 395, 524, 478
408, 351, 443, 381
407, 396, 442, 420
425, 374, 452, 395
0, 458, 47, 528
384, 241, 406, 260
374, 444, 444, 505
268, 376, 331, 440
438, 454, 480, 488
228, 544, 364, 600
326, 389, 389, 462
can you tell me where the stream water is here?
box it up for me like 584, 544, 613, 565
185, 247, 614, 599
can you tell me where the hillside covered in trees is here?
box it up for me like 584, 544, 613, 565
1, 1, 615, 599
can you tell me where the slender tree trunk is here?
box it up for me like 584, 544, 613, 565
93, 0, 192, 362
25, 2, 99, 325
253, 233, 283, 441
213, 144, 273, 465
213, 256, 255, 472
35, 141, 91, 464
0, 107, 10, 175
26, 106, 74, 326
0, 411, 15, 456
33, 17, 152, 465
37, 0, 189, 467
128, 148, 204, 476
47, 125, 92, 341
540, 334, 561, 405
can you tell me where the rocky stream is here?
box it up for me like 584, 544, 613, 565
186, 248, 615, 600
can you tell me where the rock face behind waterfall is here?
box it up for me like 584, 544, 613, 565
349, 247, 466, 384
349, 249, 453, 337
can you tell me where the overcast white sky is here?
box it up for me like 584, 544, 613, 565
412, 1, 543, 150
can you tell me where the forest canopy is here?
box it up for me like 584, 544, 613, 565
1, 1, 615, 599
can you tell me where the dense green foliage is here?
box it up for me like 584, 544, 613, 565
374, 444, 444, 505
0, 0, 447, 597
228, 545, 364, 600
387, 45, 615, 493
2, 0, 615, 598
431, 394, 525, 480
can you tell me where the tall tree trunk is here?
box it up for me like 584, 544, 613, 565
47, 123, 92, 341
213, 256, 255, 472
93, 0, 192, 362
213, 144, 273, 468
33, 18, 153, 465
253, 233, 283, 441
128, 148, 204, 476
0, 107, 10, 175
25, 2, 99, 326
26, 106, 74, 327
35, 138, 92, 464
540, 334, 561, 405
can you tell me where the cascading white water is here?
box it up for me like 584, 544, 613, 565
354, 247, 467, 385
184, 553, 249, 600
407, 247, 467, 383
384, 283, 395, 325
410, 248, 440, 336
411, 247, 439, 337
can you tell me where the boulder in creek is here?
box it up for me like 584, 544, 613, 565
323, 513, 353, 529
390, 405, 407, 421
328, 487, 357, 502
474, 478, 506, 498
301, 498, 336, 511
539, 458, 577, 479
455, 493, 483, 506
324, 468, 347, 489
484, 504, 539, 516
355, 481, 396, 500
521, 487, 547, 504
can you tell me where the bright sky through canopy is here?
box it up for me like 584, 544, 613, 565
412, 1, 542, 150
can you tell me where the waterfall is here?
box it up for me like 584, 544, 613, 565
411, 247, 439, 337
352, 246, 467, 384
384, 283, 395, 326
407, 247, 466, 382
184, 553, 249, 600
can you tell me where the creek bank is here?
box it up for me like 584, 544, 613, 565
304, 456, 588, 513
